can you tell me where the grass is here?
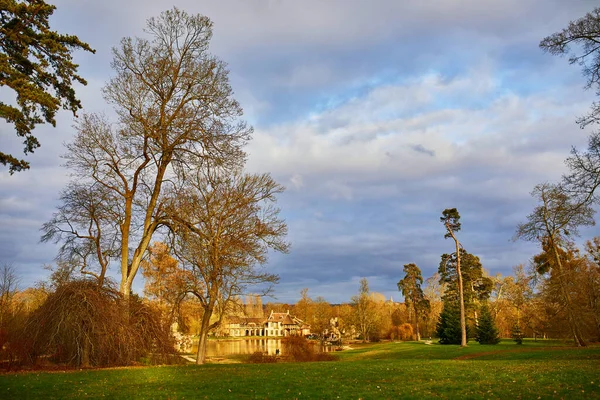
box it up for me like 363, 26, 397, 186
0, 339, 599, 399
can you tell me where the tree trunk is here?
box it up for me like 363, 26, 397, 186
196, 305, 214, 365
415, 318, 421, 341
455, 240, 467, 347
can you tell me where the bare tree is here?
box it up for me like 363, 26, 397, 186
540, 8, 600, 128
516, 183, 595, 346
42, 9, 250, 300
352, 278, 378, 342
0, 264, 19, 327
163, 169, 289, 364
41, 182, 119, 286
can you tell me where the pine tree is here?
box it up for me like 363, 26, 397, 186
437, 302, 465, 344
475, 303, 500, 345
512, 323, 524, 345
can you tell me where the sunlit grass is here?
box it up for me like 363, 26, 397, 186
1, 340, 598, 399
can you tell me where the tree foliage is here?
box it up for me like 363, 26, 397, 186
439, 250, 492, 307
397, 263, 429, 341
436, 302, 465, 345
516, 183, 595, 346
0, 0, 94, 173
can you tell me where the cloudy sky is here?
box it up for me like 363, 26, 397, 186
1, 0, 598, 304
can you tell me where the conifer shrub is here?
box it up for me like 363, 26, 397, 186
512, 323, 524, 345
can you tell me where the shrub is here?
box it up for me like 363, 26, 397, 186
23, 280, 174, 368
282, 335, 335, 362
247, 351, 277, 363
398, 323, 414, 341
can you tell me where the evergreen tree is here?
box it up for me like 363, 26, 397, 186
475, 303, 500, 345
0, 0, 95, 173
436, 302, 466, 344
398, 263, 430, 341
512, 323, 524, 345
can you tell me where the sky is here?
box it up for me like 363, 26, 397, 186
1, 0, 599, 304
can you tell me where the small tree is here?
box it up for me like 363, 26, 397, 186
352, 278, 377, 342
475, 303, 500, 345
512, 323, 524, 345
436, 302, 464, 345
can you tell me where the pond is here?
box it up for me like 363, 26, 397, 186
191, 338, 333, 357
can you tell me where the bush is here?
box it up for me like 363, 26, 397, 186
23, 280, 174, 368
282, 335, 335, 362
247, 351, 277, 363
398, 323, 414, 341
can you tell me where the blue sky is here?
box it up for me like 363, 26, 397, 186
1, 0, 599, 304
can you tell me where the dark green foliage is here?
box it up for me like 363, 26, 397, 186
440, 208, 461, 238
475, 304, 500, 345
512, 323, 524, 345
437, 303, 467, 344
439, 250, 493, 305
0, 0, 94, 173
397, 263, 430, 339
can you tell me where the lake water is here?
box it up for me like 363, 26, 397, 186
192, 338, 332, 357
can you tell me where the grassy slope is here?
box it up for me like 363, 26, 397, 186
1, 340, 599, 399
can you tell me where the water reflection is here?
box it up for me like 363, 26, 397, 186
191, 338, 332, 357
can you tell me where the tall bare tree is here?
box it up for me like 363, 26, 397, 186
42, 9, 250, 300
516, 183, 595, 346
440, 208, 467, 347
165, 169, 289, 364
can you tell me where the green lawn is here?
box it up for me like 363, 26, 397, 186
1, 340, 599, 399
